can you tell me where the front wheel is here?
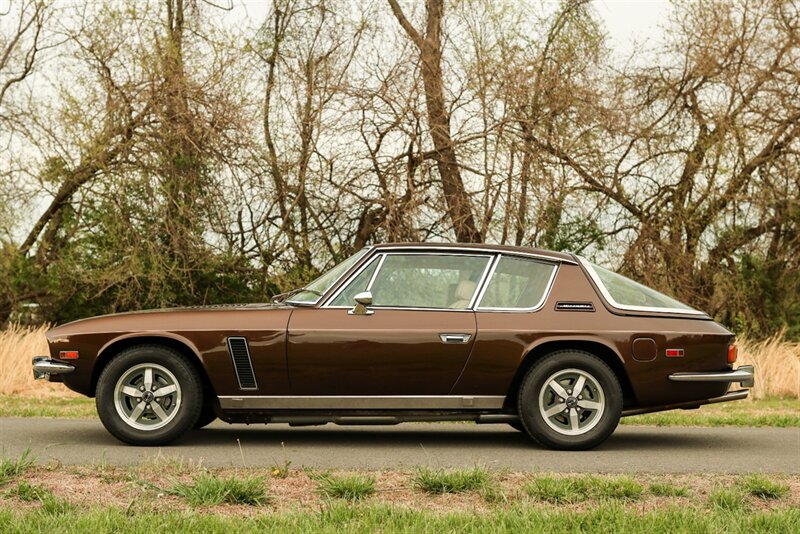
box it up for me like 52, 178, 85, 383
96, 345, 203, 445
517, 350, 622, 450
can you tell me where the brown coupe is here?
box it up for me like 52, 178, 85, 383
33, 243, 754, 450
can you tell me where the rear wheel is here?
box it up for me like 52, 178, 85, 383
517, 350, 622, 450
96, 345, 203, 445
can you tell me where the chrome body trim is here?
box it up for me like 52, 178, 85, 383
669, 365, 754, 387
32, 356, 76, 380
621, 389, 749, 417
439, 333, 472, 344
218, 395, 506, 410
577, 256, 707, 316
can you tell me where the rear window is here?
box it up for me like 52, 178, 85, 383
585, 260, 698, 312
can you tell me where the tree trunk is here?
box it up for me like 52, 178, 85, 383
388, 0, 480, 242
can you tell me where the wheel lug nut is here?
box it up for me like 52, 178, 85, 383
578, 395, 583, 400
559, 398, 564, 403
140, 386, 145, 391
567, 390, 572, 395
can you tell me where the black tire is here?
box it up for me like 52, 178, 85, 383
95, 345, 203, 446
517, 350, 622, 451
193, 399, 218, 429
508, 421, 525, 432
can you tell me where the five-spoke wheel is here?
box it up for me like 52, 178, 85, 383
96, 345, 202, 445
114, 363, 182, 431
518, 350, 621, 450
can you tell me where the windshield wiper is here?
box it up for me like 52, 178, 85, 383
271, 287, 323, 304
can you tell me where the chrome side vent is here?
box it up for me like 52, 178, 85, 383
226, 337, 258, 390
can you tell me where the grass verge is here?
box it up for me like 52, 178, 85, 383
0, 448, 35, 486
0, 503, 798, 533
620, 397, 800, 427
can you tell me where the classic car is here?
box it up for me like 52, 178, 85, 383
32, 243, 754, 450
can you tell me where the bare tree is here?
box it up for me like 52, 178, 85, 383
388, 0, 480, 242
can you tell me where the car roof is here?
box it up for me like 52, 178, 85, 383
371, 242, 577, 263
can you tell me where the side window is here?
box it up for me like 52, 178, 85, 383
328, 256, 381, 306
477, 256, 556, 310
369, 254, 491, 309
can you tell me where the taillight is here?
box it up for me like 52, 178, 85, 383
727, 344, 738, 364
59, 350, 79, 360
665, 348, 684, 358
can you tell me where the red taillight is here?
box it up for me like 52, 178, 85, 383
59, 350, 79, 360
727, 344, 738, 364
665, 348, 684, 358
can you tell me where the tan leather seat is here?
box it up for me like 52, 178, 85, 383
449, 280, 477, 308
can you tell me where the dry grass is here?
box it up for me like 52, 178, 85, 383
0, 324, 78, 398
738, 333, 800, 399
0, 324, 797, 399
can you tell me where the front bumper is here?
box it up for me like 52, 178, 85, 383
32, 356, 76, 381
669, 364, 754, 388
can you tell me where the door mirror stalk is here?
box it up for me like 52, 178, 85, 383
350, 291, 374, 315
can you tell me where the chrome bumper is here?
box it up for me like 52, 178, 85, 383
32, 356, 76, 380
669, 364, 754, 388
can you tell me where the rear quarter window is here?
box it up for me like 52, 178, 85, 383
477, 256, 557, 310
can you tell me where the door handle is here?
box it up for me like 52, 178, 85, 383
439, 333, 472, 344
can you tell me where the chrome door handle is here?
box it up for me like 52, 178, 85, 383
439, 333, 472, 344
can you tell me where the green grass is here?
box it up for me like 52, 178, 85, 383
648, 482, 690, 498
316, 473, 376, 501
708, 488, 747, 511
622, 398, 800, 427
740, 474, 790, 500
8, 481, 72, 515
524, 475, 644, 503
0, 448, 35, 486
413, 467, 491, 495
169, 472, 269, 506
0, 396, 95, 418
0, 503, 798, 533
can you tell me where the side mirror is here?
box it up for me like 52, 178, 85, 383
350, 291, 374, 315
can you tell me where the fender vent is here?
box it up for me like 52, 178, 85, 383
227, 337, 258, 390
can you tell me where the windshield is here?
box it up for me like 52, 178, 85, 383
582, 259, 702, 313
286, 248, 371, 305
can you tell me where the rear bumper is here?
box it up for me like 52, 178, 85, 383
669, 364, 754, 388
32, 356, 75, 381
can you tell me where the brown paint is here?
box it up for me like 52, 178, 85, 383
43, 243, 735, 417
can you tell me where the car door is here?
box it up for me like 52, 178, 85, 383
286, 252, 493, 396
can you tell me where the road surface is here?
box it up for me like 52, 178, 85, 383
1, 418, 797, 473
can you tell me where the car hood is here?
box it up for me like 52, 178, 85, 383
47, 303, 293, 340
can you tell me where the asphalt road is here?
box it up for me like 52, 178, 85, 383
1, 418, 798, 474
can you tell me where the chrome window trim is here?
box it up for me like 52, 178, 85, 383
475, 255, 560, 313
286, 247, 373, 306
218, 395, 506, 410
322, 251, 494, 311
376, 244, 577, 265
577, 256, 707, 315
323, 254, 384, 308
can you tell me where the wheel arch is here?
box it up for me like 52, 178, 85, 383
91, 334, 215, 398
505, 338, 636, 410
